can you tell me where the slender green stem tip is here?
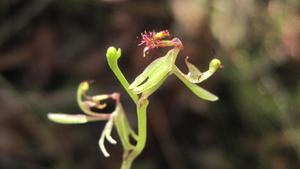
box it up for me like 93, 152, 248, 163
106, 46, 121, 60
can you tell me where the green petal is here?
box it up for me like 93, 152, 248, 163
183, 81, 218, 101
184, 57, 202, 83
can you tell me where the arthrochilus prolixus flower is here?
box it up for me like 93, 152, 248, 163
48, 30, 222, 169
129, 30, 222, 102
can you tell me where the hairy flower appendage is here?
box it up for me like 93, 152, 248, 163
48, 30, 222, 169
139, 30, 183, 57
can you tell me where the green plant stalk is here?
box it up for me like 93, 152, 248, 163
120, 100, 149, 169
106, 52, 138, 104
114, 103, 135, 150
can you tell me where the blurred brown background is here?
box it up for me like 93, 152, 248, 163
0, 0, 300, 169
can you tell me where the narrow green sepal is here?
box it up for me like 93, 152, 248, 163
182, 81, 218, 101
48, 113, 89, 124
132, 64, 170, 94
113, 107, 135, 150
174, 67, 219, 101
129, 48, 179, 95
129, 56, 166, 90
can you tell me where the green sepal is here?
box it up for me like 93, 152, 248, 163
129, 56, 166, 90
132, 63, 170, 94
173, 67, 218, 101
183, 81, 218, 101
113, 105, 135, 150
47, 113, 99, 124
129, 48, 179, 95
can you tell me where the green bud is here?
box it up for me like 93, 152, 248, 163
209, 59, 221, 71
194, 58, 222, 83
106, 46, 121, 60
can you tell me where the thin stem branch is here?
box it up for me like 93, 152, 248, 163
120, 99, 149, 169
106, 54, 138, 104
107, 50, 149, 169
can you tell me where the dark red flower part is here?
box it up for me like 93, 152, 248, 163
139, 30, 183, 57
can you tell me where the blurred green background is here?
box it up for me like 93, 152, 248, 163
0, 0, 299, 169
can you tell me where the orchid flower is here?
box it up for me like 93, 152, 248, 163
128, 30, 222, 101
48, 81, 137, 157
48, 30, 222, 169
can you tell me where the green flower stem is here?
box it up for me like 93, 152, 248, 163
106, 48, 138, 104
120, 99, 149, 169
114, 105, 135, 150
106, 47, 149, 169
109, 62, 138, 103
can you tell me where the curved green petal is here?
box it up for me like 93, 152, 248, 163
173, 67, 218, 101
129, 56, 166, 89
132, 64, 170, 94
184, 56, 202, 83
129, 48, 180, 96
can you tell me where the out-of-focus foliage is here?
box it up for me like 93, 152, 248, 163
0, 0, 299, 169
